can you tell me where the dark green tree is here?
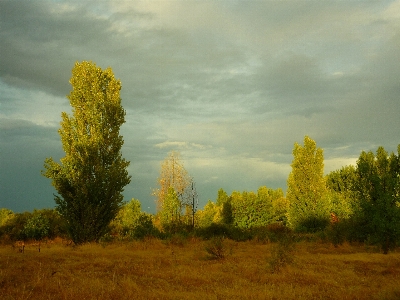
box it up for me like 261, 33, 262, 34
286, 136, 329, 232
326, 165, 358, 220
355, 145, 400, 254
215, 188, 233, 225
42, 61, 131, 244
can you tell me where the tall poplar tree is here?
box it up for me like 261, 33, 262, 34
42, 61, 131, 244
286, 136, 329, 232
355, 146, 400, 254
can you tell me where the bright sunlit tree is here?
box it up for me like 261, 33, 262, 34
286, 136, 329, 232
42, 61, 131, 244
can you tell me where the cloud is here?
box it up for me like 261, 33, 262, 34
1, 0, 399, 213
155, 141, 212, 150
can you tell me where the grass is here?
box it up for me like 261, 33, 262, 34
0, 238, 399, 299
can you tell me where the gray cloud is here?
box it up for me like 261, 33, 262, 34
1, 0, 399, 212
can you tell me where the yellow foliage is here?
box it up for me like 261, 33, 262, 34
153, 151, 191, 212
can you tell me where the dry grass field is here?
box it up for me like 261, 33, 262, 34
1, 238, 399, 299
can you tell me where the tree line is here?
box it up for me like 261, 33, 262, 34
1, 61, 399, 254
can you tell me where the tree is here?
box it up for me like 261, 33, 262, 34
0, 208, 14, 227
159, 187, 181, 232
196, 200, 218, 228
112, 198, 143, 236
229, 187, 285, 229
23, 212, 50, 251
154, 151, 191, 217
42, 61, 131, 244
326, 165, 358, 220
355, 145, 400, 254
111, 198, 157, 239
0, 212, 31, 241
286, 136, 329, 232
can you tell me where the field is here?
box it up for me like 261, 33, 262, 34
0, 238, 399, 300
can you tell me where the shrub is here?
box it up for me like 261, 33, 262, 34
1, 212, 32, 241
325, 221, 348, 247
268, 232, 295, 273
296, 216, 330, 233
204, 236, 226, 259
195, 223, 252, 241
195, 223, 229, 239
132, 214, 160, 240
23, 213, 50, 242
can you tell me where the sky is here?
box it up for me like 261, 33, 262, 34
1, 0, 400, 214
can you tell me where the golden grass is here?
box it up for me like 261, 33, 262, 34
0, 238, 399, 299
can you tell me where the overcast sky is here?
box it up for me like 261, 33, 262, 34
1, 0, 399, 213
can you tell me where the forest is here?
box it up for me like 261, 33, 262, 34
1, 61, 400, 299
1, 137, 400, 254
1, 62, 399, 254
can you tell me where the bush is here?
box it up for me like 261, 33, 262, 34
195, 223, 252, 241
325, 221, 348, 247
195, 223, 229, 239
204, 236, 226, 259
296, 216, 330, 233
268, 232, 296, 273
23, 213, 50, 241
38, 209, 68, 239
0, 212, 32, 241
131, 214, 160, 240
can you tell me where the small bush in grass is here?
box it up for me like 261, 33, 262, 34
325, 222, 346, 247
268, 232, 295, 273
205, 236, 226, 259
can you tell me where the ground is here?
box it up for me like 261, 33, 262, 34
0, 238, 399, 299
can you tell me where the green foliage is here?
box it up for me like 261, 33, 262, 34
23, 212, 50, 241
112, 199, 142, 235
296, 215, 330, 233
230, 187, 287, 229
354, 145, 400, 254
133, 214, 159, 240
196, 200, 218, 228
42, 61, 131, 244
0, 212, 31, 241
110, 199, 159, 240
159, 187, 182, 233
194, 223, 252, 241
221, 200, 233, 225
216, 188, 229, 206
38, 209, 68, 239
326, 165, 358, 220
0, 208, 14, 227
216, 188, 233, 225
325, 220, 348, 247
196, 187, 287, 231
0, 209, 66, 242
286, 136, 330, 232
